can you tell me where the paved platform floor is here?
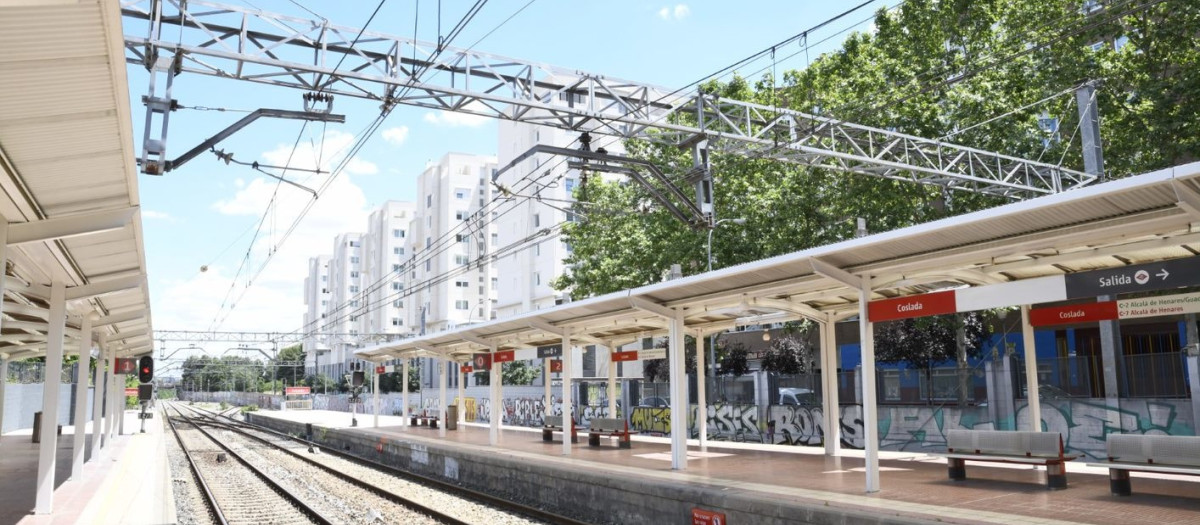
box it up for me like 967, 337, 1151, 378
0, 409, 176, 525
257, 409, 1200, 525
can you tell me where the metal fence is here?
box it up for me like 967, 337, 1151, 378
4, 361, 83, 385
1123, 352, 1189, 398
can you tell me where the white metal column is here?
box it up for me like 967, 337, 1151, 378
70, 313, 94, 480
695, 329, 707, 452
821, 316, 841, 455
489, 344, 501, 446
105, 350, 117, 442
668, 309, 688, 470
372, 365, 380, 428
457, 363, 466, 426
35, 281, 67, 514
605, 341, 617, 418
561, 334, 574, 457
858, 279, 880, 493
1020, 305, 1042, 431
90, 337, 106, 458
438, 357, 447, 438
402, 359, 410, 428
543, 357, 552, 420
0, 356, 8, 452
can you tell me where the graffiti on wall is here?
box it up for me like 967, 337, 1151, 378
629, 404, 764, 441
1017, 399, 1194, 459
470, 396, 613, 427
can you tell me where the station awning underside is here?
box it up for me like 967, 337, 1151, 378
357, 161, 1200, 363
0, 1, 153, 360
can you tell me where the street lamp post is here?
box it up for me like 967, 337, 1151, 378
705, 217, 746, 401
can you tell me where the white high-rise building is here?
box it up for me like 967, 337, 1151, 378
324, 232, 364, 380
404, 152, 498, 334
360, 201, 416, 340
302, 255, 331, 375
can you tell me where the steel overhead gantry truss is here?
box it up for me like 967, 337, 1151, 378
154, 330, 399, 345
121, 0, 1096, 200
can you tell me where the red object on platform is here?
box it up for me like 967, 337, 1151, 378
1029, 301, 1118, 326
868, 290, 957, 322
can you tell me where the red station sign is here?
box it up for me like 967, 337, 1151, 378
124, 388, 138, 396
1029, 301, 1119, 326
284, 386, 311, 395
376, 365, 386, 374
867, 290, 957, 322
494, 350, 516, 363
460, 365, 473, 374
473, 353, 492, 369
549, 359, 563, 373
611, 351, 639, 362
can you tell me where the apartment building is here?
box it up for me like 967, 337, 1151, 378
301, 255, 331, 374
360, 201, 417, 340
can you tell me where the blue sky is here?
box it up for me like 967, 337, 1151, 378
129, 0, 892, 357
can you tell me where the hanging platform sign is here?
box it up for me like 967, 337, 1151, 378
494, 350, 516, 363
536, 345, 562, 358
115, 358, 137, 374
640, 348, 667, 360
473, 353, 492, 369
612, 351, 639, 362
1029, 301, 1118, 326
375, 366, 386, 374
1064, 256, 1200, 298
460, 365, 473, 374
285, 386, 311, 395
549, 359, 563, 373
867, 290, 957, 322
1117, 291, 1200, 319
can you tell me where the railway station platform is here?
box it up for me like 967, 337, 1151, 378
249, 408, 1200, 525
0, 409, 176, 525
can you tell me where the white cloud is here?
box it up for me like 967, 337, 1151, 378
659, 4, 690, 21
422, 101, 492, 127
381, 126, 410, 145
143, 210, 174, 221
159, 130, 374, 334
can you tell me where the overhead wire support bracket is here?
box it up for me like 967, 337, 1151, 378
143, 108, 346, 175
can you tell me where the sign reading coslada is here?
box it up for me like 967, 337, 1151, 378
1117, 291, 1200, 320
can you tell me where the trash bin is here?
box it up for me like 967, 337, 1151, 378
31, 412, 62, 443
446, 405, 458, 430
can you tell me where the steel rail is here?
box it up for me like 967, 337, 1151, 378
166, 403, 335, 525
162, 404, 231, 525
180, 402, 591, 525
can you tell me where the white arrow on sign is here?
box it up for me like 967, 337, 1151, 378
1158, 269, 1170, 280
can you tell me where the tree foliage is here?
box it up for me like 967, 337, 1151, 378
761, 321, 817, 375
716, 340, 751, 377
873, 312, 990, 369
473, 360, 542, 386
554, 0, 1200, 299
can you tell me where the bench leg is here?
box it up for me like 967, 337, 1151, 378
1109, 469, 1131, 496
588, 433, 600, 447
410, 416, 418, 426
543, 429, 553, 442
570, 430, 578, 444
948, 458, 966, 481
1046, 462, 1067, 490
430, 419, 438, 430
619, 434, 631, 449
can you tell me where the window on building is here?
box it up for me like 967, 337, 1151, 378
426, 237, 431, 249
533, 213, 540, 227
534, 243, 540, 256
491, 233, 498, 246
456, 210, 467, 220
455, 300, 470, 310
455, 280, 469, 288
350, 300, 359, 307
393, 300, 402, 307
534, 272, 541, 286
427, 194, 432, 207
455, 255, 469, 265
491, 277, 497, 290
392, 282, 403, 291
565, 178, 576, 194
349, 240, 360, 247
349, 285, 359, 293
455, 188, 469, 199
321, 300, 327, 306
456, 234, 468, 243
351, 271, 359, 278
350, 256, 360, 264
392, 318, 403, 326
393, 229, 405, 238
425, 260, 431, 271
393, 247, 403, 255
392, 263, 402, 271
321, 275, 327, 282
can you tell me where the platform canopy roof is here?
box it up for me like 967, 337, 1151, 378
356, 161, 1200, 364
0, 0, 153, 360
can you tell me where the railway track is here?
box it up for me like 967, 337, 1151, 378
164, 403, 333, 524
169, 402, 585, 525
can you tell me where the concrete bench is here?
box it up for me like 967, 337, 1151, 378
542, 415, 578, 444
940, 429, 1078, 489
1087, 434, 1200, 496
587, 417, 631, 448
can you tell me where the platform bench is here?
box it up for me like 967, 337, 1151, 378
410, 410, 439, 429
587, 418, 631, 449
1087, 434, 1200, 496
940, 429, 1078, 489
542, 415, 578, 444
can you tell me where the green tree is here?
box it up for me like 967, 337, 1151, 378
874, 312, 990, 403
760, 321, 817, 375
473, 360, 543, 386
274, 344, 306, 387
